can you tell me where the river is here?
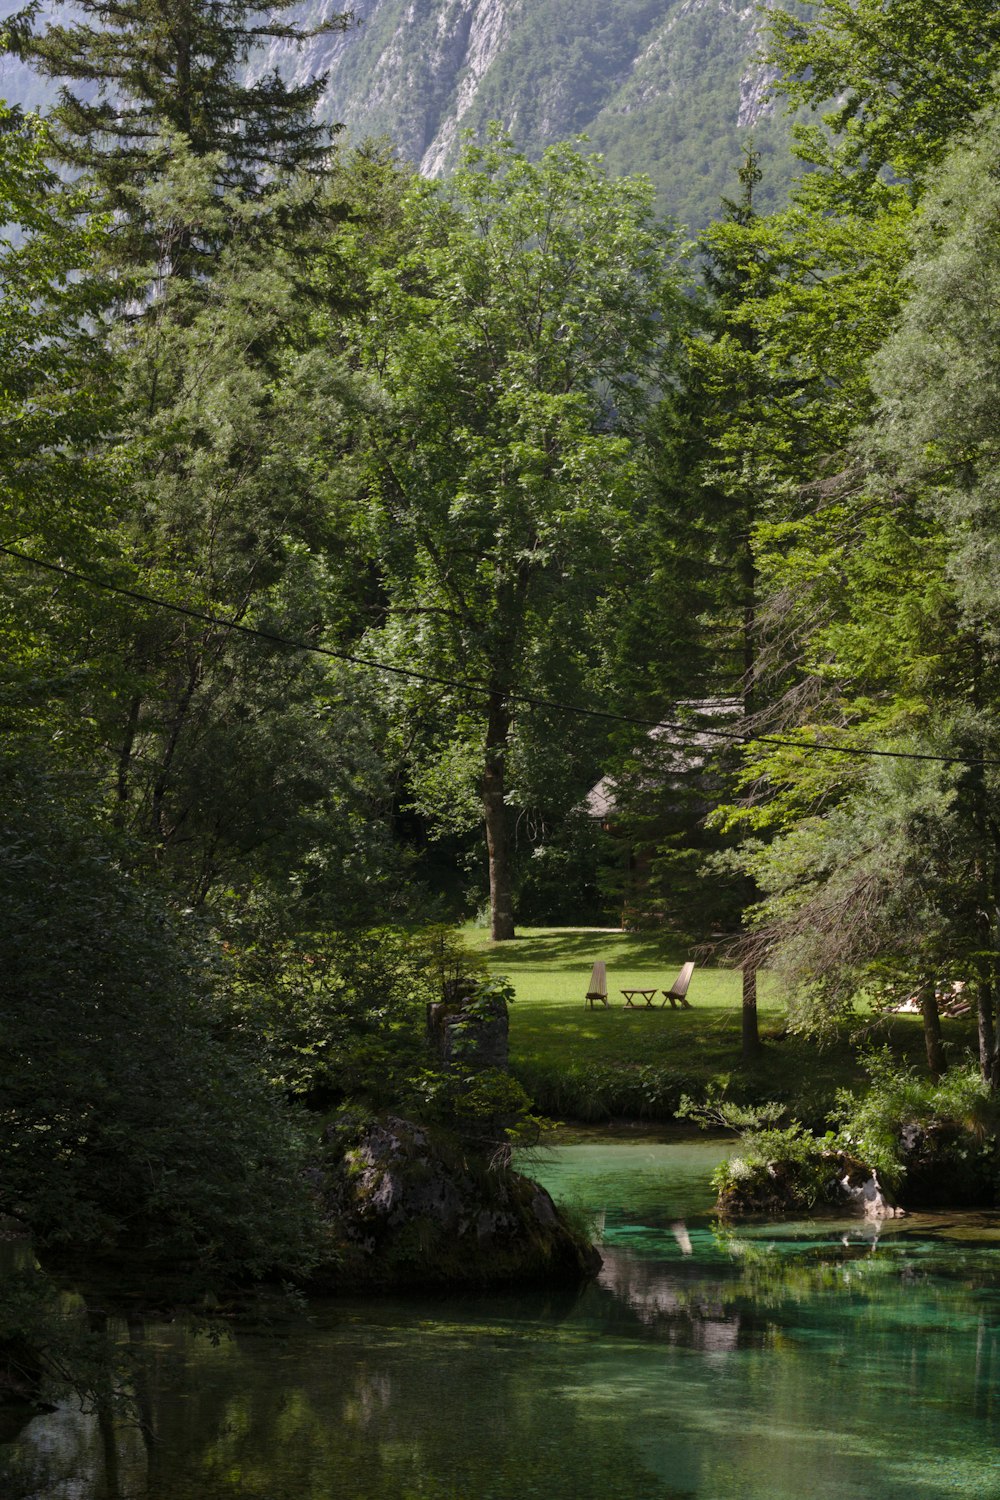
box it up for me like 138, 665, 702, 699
4, 1131, 1000, 1499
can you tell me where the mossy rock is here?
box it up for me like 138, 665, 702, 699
312, 1114, 599, 1291
716, 1149, 898, 1218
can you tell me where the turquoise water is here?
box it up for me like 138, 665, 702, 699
5, 1134, 1000, 1499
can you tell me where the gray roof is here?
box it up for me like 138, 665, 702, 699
584, 698, 743, 819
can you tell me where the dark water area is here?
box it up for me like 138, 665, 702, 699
5, 1133, 1000, 1498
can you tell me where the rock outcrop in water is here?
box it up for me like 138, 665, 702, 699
716, 1148, 903, 1219
313, 1114, 599, 1290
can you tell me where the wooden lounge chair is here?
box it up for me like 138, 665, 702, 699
585, 960, 609, 1009
662, 961, 695, 1009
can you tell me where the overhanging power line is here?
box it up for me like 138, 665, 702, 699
3, 541, 997, 769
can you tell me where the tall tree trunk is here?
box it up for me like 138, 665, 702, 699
976, 974, 996, 1087
740, 524, 761, 1058
150, 646, 202, 848
967, 638, 999, 1087
741, 962, 759, 1063
483, 689, 514, 942
114, 692, 141, 814
918, 982, 947, 1082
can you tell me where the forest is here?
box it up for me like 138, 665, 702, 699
6, 0, 1000, 1313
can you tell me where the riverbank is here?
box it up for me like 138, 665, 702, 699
8, 1134, 1000, 1500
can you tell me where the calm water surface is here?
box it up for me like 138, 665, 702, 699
5, 1133, 1000, 1499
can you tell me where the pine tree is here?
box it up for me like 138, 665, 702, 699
685, 150, 772, 1058
10, 0, 352, 265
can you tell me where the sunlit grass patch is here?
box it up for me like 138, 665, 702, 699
461, 925, 945, 1124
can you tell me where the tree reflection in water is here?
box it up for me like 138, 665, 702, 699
5, 1148, 1000, 1500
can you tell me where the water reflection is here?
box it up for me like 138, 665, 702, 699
5, 1139, 1000, 1499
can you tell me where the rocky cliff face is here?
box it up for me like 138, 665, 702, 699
256, 0, 793, 227
2, 0, 795, 228
252, 0, 513, 169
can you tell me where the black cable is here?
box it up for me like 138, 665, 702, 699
3, 540, 998, 768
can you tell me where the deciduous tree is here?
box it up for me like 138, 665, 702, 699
767, 0, 1000, 200
352, 132, 685, 939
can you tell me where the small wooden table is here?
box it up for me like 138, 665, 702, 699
622, 988, 659, 1009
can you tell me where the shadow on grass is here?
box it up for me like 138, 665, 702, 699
475, 929, 702, 972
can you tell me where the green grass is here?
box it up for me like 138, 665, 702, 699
462, 925, 964, 1125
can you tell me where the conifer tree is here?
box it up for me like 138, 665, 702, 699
9, 0, 352, 264
677, 151, 772, 1057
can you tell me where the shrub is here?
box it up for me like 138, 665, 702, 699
514, 1061, 700, 1121
0, 762, 319, 1285
833, 1049, 999, 1190
681, 1096, 841, 1212
224, 924, 487, 1109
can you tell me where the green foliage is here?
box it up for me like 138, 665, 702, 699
351, 129, 686, 935
712, 1138, 840, 1212
742, 751, 975, 1032
519, 1062, 701, 1123
225, 925, 483, 1107
10, 0, 1000, 1303
719, 105, 1000, 1068
0, 1268, 139, 1416
767, 0, 1000, 198
12, 0, 352, 268
410, 1063, 545, 1151
448, 972, 516, 1021
0, 102, 125, 765
62, 145, 395, 912
408, 973, 550, 1149
833, 1051, 997, 1185
867, 102, 1000, 622
684, 1096, 842, 1210
0, 756, 320, 1284
512, 811, 609, 926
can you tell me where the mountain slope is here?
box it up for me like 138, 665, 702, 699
1, 0, 794, 230
255, 0, 793, 228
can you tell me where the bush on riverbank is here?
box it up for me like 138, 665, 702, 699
514, 1059, 710, 1122
221, 925, 469, 1110
0, 771, 321, 1287
683, 1102, 847, 1213
834, 1053, 1000, 1206
3, 808, 591, 1299
0, 1264, 139, 1436
707, 1054, 1000, 1215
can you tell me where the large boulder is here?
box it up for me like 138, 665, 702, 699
312, 1115, 599, 1290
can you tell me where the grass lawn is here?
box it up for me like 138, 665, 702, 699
463, 925, 970, 1124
